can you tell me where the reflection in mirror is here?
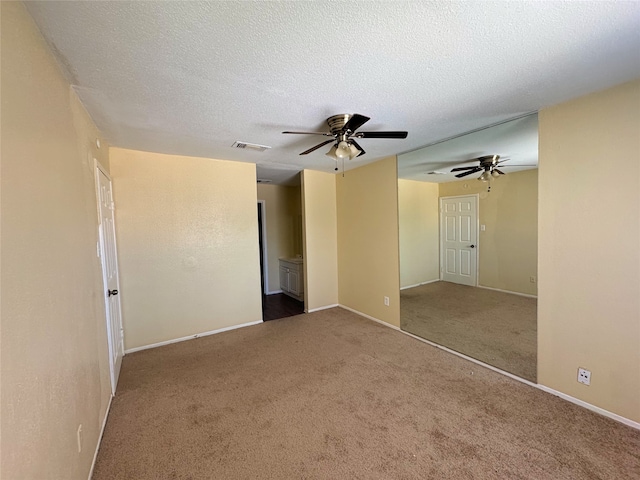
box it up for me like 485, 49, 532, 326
397, 114, 538, 382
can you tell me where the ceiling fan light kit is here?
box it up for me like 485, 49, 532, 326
478, 170, 492, 182
335, 141, 352, 159
283, 113, 408, 164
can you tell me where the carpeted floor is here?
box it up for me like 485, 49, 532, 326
93, 308, 639, 479
401, 282, 537, 382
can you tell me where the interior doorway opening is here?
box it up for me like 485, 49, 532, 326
256, 196, 304, 321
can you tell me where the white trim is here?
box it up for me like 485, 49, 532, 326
88, 394, 113, 480
345, 306, 639, 431
124, 320, 263, 354
266, 289, 284, 295
307, 303, 339, 313
400, 279, 439, 290
478, 284, 537, 299
257, 200, 269, 295
536, 385, 640, 430
338, 305, 400, 330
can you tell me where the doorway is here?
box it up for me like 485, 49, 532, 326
440, 194, 478, 286
256, 198, 304, 321
95, 162, 124, 395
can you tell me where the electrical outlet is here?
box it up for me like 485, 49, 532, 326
530, 276, 536, 283
384, 296, 390, 306
577, 368, 591, 385
77, 424, 83, 453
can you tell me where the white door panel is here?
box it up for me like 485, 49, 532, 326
96, 165, 124, 395
440, 195, 478, 286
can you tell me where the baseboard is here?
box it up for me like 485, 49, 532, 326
88, 393, 113, 480
477, 284, 537, 299
307, 304, 339, 313
400, 279, 439, 291
338, 304, 400, 330
349, 308, 639, 431
266, 289, 283, 295
124, 320, 263, 354
535, 384, 640, 430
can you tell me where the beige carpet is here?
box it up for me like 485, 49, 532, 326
401, 282, 537, 382
93, 308, 639, 479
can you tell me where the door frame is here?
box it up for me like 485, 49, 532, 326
94, 160, 124, 395
257, 200, 269, 295
439, 193, 480, 286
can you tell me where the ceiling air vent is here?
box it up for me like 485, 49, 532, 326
427, 171, 447, 175
256, 179, 272, 184
232, 141, 271, 152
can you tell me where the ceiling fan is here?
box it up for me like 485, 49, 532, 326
283, 114, 408, 161
451, 155, 536, 181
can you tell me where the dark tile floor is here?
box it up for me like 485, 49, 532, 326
262, 293, 304, 321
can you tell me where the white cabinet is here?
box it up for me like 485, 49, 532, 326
279, 258, 304, 301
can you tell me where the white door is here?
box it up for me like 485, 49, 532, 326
440, 195, 478, 286
96, 164, 124, 395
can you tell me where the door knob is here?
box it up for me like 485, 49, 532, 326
108, 289, 119, 297
469, 245, 475, 248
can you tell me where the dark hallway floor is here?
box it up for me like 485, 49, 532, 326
262, 293, 304, 321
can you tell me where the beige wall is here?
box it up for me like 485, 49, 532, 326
538, 80, 640, 422
337, 157, 401, 327
1, 3, 112, 478
301, 170, 339, 311
257, 183, 303, 293
439, 169, 538, 295
398, 179, 440, 288
109, 148, 262, 350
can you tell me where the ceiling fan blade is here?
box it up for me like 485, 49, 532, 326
497, 164, 538, 167
451, 166, 478, 172
355, 131, 408, 139
299, 139, 335, 155
349, 139, 366, 157
343, 114, 370, 133
494, 169, 506, 175
283, 131, 333, 136
455, 167, 482, 178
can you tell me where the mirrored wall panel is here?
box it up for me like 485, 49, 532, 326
397, 114, 538, 381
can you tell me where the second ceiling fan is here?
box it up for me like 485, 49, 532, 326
283, 113, 408, 160
451, 155, 535, 181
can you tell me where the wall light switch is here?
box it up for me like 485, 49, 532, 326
480, 224, 486, 231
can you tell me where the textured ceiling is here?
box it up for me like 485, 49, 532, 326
26, 1, 640, 184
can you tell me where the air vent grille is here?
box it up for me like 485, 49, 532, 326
427, 171, 447, 175
232, 141, 271, 152
257, 179, 272, 184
